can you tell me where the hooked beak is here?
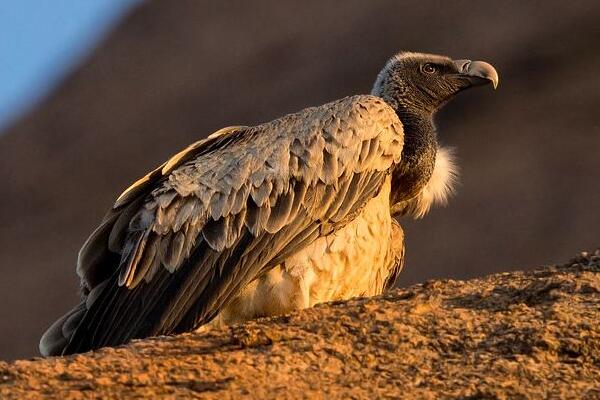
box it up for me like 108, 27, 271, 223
453, 59, 499, 89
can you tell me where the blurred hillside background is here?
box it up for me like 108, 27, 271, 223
1, 0, 599, 360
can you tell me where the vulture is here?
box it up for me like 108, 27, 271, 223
40, 51, 498, 356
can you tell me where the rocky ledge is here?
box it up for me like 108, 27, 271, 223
1, 251, 599, 399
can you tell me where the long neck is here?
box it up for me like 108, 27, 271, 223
390, 105, 438, 204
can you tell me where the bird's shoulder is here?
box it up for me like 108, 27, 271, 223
278, 94, 404, 147
163, 94, 404, 191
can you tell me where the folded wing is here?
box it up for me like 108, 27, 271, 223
41, 95, 404, 356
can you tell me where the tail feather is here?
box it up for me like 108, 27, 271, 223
39, 302, 86, 357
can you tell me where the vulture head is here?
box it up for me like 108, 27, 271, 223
372, 51, 499, 115
377, 52, 499, 214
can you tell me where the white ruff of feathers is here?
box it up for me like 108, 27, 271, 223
401, 146, 459, 218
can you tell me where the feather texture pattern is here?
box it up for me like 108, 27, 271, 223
41, 95, 405, 356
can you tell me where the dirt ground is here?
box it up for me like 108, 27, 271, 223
1, 251, 599, 399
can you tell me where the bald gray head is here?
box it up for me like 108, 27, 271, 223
372, 52, 498, 116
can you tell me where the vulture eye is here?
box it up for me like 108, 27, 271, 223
422, 63, 437, 74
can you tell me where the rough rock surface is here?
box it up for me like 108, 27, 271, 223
1, 251, 599, 399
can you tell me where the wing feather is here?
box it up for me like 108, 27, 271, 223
117, 229, 150, 286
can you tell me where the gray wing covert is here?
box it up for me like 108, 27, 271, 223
55, 95, 404, 355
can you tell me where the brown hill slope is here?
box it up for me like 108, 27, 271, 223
1, 251, 598, 399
